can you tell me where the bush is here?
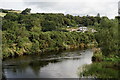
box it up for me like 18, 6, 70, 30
79, 62, 119, 78
92, 51, 103, 62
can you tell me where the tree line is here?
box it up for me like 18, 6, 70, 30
2, 8, 102, 31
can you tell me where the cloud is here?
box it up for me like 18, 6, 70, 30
118, 1, 120, 16
0, 0, 119, 18
23, 0, 118, 18
24, 2, 58, 8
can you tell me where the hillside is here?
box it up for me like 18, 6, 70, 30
1, 8, 119, 60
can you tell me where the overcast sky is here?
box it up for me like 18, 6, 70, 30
0, 0, 119, 19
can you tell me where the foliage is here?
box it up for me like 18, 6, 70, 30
95, 18, 118, 57
42, 21, 56, 31
0, 9, 8, 13
2, 30, 96, 58
79, 16, 119, 78
79, 62, 119, 78
21, 8, 31, 14
2, 11, 104, 31
92, 51, 103, 62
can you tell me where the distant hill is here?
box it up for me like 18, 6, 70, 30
0, 9, 22, 17
0, 9, 22, 13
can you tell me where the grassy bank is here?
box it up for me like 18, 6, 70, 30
79, 61, 119, 78
79, 48, 120, 78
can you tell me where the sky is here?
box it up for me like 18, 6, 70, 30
118, 1, 120, 16
0, 0, 119, 19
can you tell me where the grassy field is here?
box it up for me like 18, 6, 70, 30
8, 10, 21, 13
0, 13, 6, 17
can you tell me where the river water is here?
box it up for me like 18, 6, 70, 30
3, 49, 93, 78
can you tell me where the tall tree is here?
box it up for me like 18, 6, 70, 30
97, 13, 100, 17
21, 8, 31, 14
41, 21, 56, 31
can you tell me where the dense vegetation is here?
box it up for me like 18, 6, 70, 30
2, 8, 101, 31
79, 16, 120, 78
1, 8, 119, 58
95, 16, 119, 57
79, 61, 119, 78
2, 8, 100, 58
2, 30, 96, 58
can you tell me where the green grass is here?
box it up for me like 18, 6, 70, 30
0, 12, 6, 17
79, 61, 119, 78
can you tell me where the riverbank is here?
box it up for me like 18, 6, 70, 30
2, 31, 97, 59
79, 48, 120, 79
79, 61, 119, 78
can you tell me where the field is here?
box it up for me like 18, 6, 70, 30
0, 13, 6, 17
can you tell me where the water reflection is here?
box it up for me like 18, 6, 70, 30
3, 49, 93, 78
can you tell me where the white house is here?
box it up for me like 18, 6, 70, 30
77, 27, 88, 32
67, 27, 97, 33
77, 27, 97, 33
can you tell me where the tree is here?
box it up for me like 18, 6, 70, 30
30, 26, 41, 33
64, 18, 72, 26
99, 17, 112, 28
95, 19, 118, 56
0, 9, 8, 13
21, 8, 31, 14
4, 13, 19, 21
2, 20, 18, 30
41, 21, 56, 31
97, 13, 100, 17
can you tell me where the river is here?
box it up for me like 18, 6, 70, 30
2, 49, 93, 78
